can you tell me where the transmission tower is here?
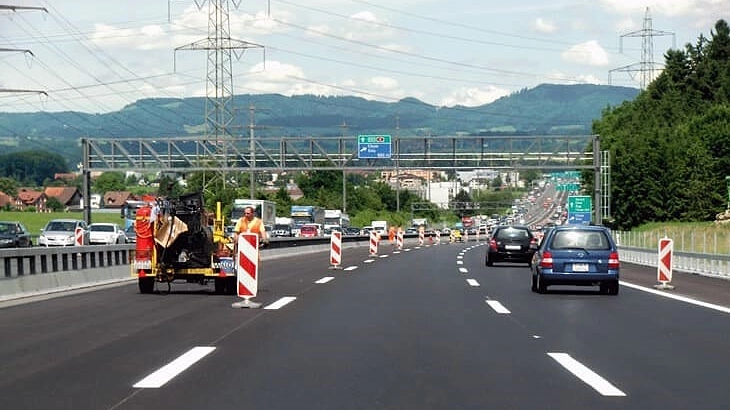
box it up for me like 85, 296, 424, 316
174, 0, 264, 147
609, 7, 675, 90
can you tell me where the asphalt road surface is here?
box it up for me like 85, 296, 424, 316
1, 241, 729, 410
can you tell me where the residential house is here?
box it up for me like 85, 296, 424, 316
44, 186, 83, 211
15, 188, 48, 212
103, 191, 135, 209
0, 191, 14, 209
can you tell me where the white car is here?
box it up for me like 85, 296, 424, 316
88, 223, 127, 245
38, 219, 89, 246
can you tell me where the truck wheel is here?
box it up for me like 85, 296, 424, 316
214, 278, 226, 294
138, 277, 154, 294
226, 277, 238, 295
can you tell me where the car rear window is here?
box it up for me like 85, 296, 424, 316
496, 227, 530, 240
551, 230, 610, 250
46, 221, 76, 231
91, 225, 114, 232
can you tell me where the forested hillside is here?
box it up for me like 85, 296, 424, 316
592, 19, 730, 230
0, 83, 637, 167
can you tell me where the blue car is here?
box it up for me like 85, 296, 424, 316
531, 224, 620, 295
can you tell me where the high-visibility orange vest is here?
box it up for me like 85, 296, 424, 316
235, 217, 264, 238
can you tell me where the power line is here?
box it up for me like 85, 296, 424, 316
0, 4, 47, 96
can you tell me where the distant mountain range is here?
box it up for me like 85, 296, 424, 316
0, 83, 639, 165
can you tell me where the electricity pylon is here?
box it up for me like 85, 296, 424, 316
173, 0, 264, 185
609, 7, 675, 90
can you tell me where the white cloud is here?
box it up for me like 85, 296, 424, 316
534, 18, 557, 33
440, 86, 510, 108
369, 76, 399, 91
350, 11, 378, 23
548, 71, 604, 85
598, 0, 727, 17
562, 41, 610, 66
614, 17, 636, 32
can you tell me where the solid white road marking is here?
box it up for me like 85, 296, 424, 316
459, 267, 468, 273
315, 277, 334, 284
466, 279, 480, 287
264, 296, 297, 310
133, 346, 216, 388
486, 300, 510, 314
548, 353, 626, 396
344, 266, 358, 271
621, 281, 730, 314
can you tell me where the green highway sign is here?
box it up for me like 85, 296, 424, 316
567, 195, 592, 224
358, 135, 391, 144
568, 195, 592, 212
557, 183, 580, 191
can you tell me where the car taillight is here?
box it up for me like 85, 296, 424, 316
540, 251, 553, 268
489, 239, 497, 250
608, 251, 620, 269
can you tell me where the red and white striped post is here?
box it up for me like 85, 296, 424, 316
418, 230, 424, 246
232, 233, 262, 308
396, 231, 403, 250
369, 230, 379, 256
655, 237, 675, 290
329, 231, 342, 269
74, 227, 84, 246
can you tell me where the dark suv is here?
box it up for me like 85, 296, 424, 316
485, 225, 537, 267
531, 224, 619, 295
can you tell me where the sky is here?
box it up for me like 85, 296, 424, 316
0, 0, 728, 114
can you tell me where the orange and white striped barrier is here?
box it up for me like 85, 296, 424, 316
418, 230, 424, 246
369, 230, 379, 256
74, 227, 84, 246
232, 233, 262, 308
396, 231, 403, 250
329, 231, 342, 269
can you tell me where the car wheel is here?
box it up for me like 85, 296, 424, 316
601, 280, 619, 295
531, 274, 537, 292
485, 257, 493, 267
537, 274, 548, 293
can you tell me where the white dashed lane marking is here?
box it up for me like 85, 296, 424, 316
485, 300, 510, 314
264, 296, 297, 310
133, 346, 216, 388
548, 353, 626, 397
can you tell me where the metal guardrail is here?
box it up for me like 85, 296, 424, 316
618, 246, 730, 280
0, 235, 380, 279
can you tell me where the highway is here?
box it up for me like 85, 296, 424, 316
1, 240, 729, 410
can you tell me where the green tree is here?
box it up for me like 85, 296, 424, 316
93, 172, 126, 194
0, 177, 18, 195
46, 197, 63, 212
0, 150, 68, 185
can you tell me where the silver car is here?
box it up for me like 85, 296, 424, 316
38, 219, 89, 246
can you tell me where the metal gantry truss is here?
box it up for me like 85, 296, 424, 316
82, 134, 598, 172
80, 134, 604, 222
